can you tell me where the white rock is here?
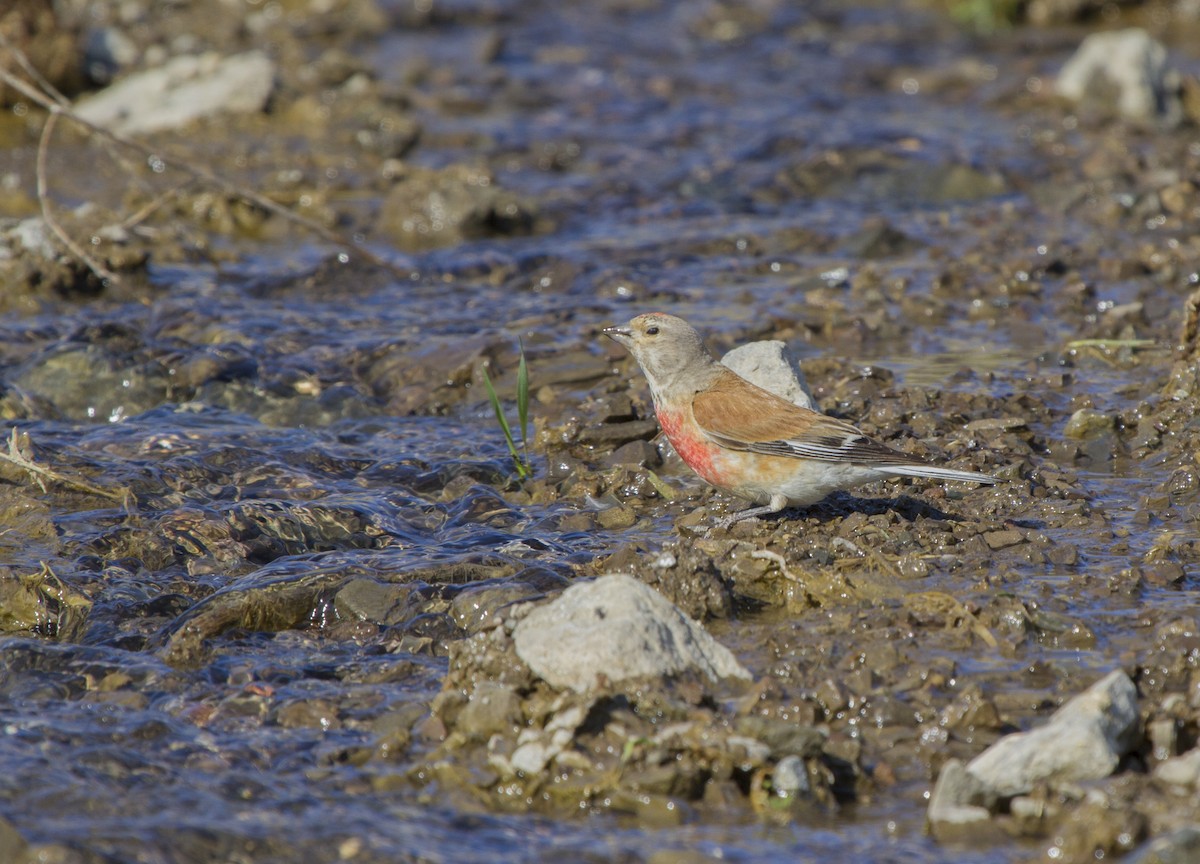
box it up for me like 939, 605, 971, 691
772, 755, 811, 797
512, 574, 751, 693
721, 340, 816, 410
1008, 796, 1045, 820
503, 702, 590, 776
964, 670, 1139, 799
509, 739, 553, 776
1153, 748, 1200, 789
546, 704, 587, 733
1056, 29, 1181, 125
726, 735, 772, 764
75, 51, 276, 135
9, 217, 58, 259
927, 758, 991, 827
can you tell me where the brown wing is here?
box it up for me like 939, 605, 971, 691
691, 368, 916, 465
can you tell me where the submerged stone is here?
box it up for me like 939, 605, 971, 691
334, 578, 420, 626
0, 565, 91, 641
1064, 408, 1114, 439
377, 163, 536, 251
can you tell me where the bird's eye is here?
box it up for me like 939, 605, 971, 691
645, 326, 660, 336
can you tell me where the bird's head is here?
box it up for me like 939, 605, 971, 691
603, 312, 714, 393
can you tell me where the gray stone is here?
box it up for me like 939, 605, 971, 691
1057, 29, 1182, 126
577, 418, 659, 447
83, 27, 140, 84
449, 581, 539, 633
456, 682, 521, 740
75, 51, 276, 135
964, 670, 1139, 799
334, 578, 418, 626
604, 439, 660, 468
734, 715, 825, 758
721, 341, 815, 410
511, 574, 751, 693
377, 163, 534, 251
14, 344, 171, 423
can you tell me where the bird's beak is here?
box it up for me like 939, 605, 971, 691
603, 325, 633, 345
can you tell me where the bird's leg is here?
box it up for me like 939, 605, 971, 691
714, 493, 789, 530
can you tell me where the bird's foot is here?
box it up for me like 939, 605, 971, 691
712, 495, 788, 532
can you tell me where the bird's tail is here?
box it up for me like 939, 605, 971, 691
877, 463, 996, 485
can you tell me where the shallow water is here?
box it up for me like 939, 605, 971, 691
2, 0, 1199, 861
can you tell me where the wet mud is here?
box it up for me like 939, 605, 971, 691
1, 0, 1200, 862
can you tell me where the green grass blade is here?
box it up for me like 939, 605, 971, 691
481, 364, 519, 459
516, 340, 530, 453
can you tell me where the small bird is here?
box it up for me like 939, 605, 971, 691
603, 312, 995, 528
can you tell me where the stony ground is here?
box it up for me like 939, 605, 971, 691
0, 1, 1199, 863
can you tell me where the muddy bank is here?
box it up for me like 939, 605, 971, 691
0, 0, 1199, 862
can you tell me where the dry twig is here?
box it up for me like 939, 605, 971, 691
0, 428, 134, 510
0, 33, 406, 278
36, 111, 120, 285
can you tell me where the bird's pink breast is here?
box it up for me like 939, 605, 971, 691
655, 407, 726, 486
